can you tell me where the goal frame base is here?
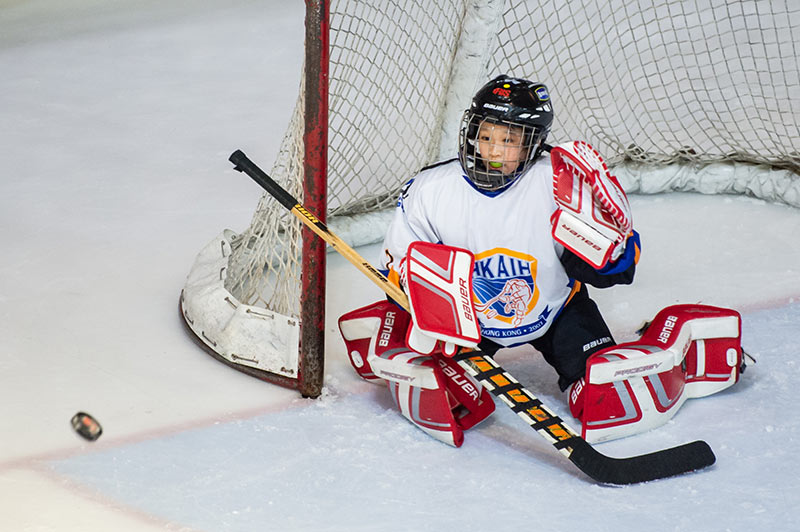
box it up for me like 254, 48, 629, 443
179, 292, 320, 398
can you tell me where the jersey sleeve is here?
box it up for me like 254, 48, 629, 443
379, 177, 440, 288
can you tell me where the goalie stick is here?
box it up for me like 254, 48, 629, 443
229, 149, 716, 484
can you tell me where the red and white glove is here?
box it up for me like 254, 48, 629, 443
401, 241, 481, 357
550, 141, 632, 268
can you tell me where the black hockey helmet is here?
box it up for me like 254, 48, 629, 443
458, 75, 553, 191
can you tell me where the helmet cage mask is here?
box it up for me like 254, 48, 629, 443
459, 113, 544, 192
458, 75, 553, 192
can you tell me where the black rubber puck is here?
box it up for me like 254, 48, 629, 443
71, 412, 102, 441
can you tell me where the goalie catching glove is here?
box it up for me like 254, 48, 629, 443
550, 141, 633, 269
399, 241, 481, 357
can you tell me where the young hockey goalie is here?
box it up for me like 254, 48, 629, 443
338, 75, 743, 446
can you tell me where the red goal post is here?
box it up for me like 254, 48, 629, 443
298, 1, 330, 397
181, 0, 800, 398
181, 0, 332, 398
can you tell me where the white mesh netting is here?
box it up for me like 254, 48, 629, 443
494, 0, 800, 170
216, 0, 800, 321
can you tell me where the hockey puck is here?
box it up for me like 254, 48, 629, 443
71, 412, 102, 441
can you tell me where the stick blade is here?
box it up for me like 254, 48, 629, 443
567, 438, 716, 485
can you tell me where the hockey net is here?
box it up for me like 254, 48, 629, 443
181, 0, 800, 397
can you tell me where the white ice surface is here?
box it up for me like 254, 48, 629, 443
1, 2, 799, 531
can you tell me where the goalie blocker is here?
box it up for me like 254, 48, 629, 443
402, 241, 481, 356
337, 241, 490, 446
570, 304, 744, 443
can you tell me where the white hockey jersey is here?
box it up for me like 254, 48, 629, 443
381, 157, 574, 347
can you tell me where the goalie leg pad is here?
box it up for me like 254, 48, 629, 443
579, 304, 742, 443
337, 300, 411, 383
434, 354, 495, 431
339, 300, 494, 446
639, 304, 743, 398
568, 377, 586, 420
580, 345, 689, 443
384, 353, 494, 447
388, 378, 465, 446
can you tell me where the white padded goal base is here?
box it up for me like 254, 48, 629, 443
181, 230, 300, 379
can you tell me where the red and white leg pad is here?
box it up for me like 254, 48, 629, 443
573, 304, 742, 443
338, 300, 495, 446
383, 351, 495, 446
338, 300, 411, 383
